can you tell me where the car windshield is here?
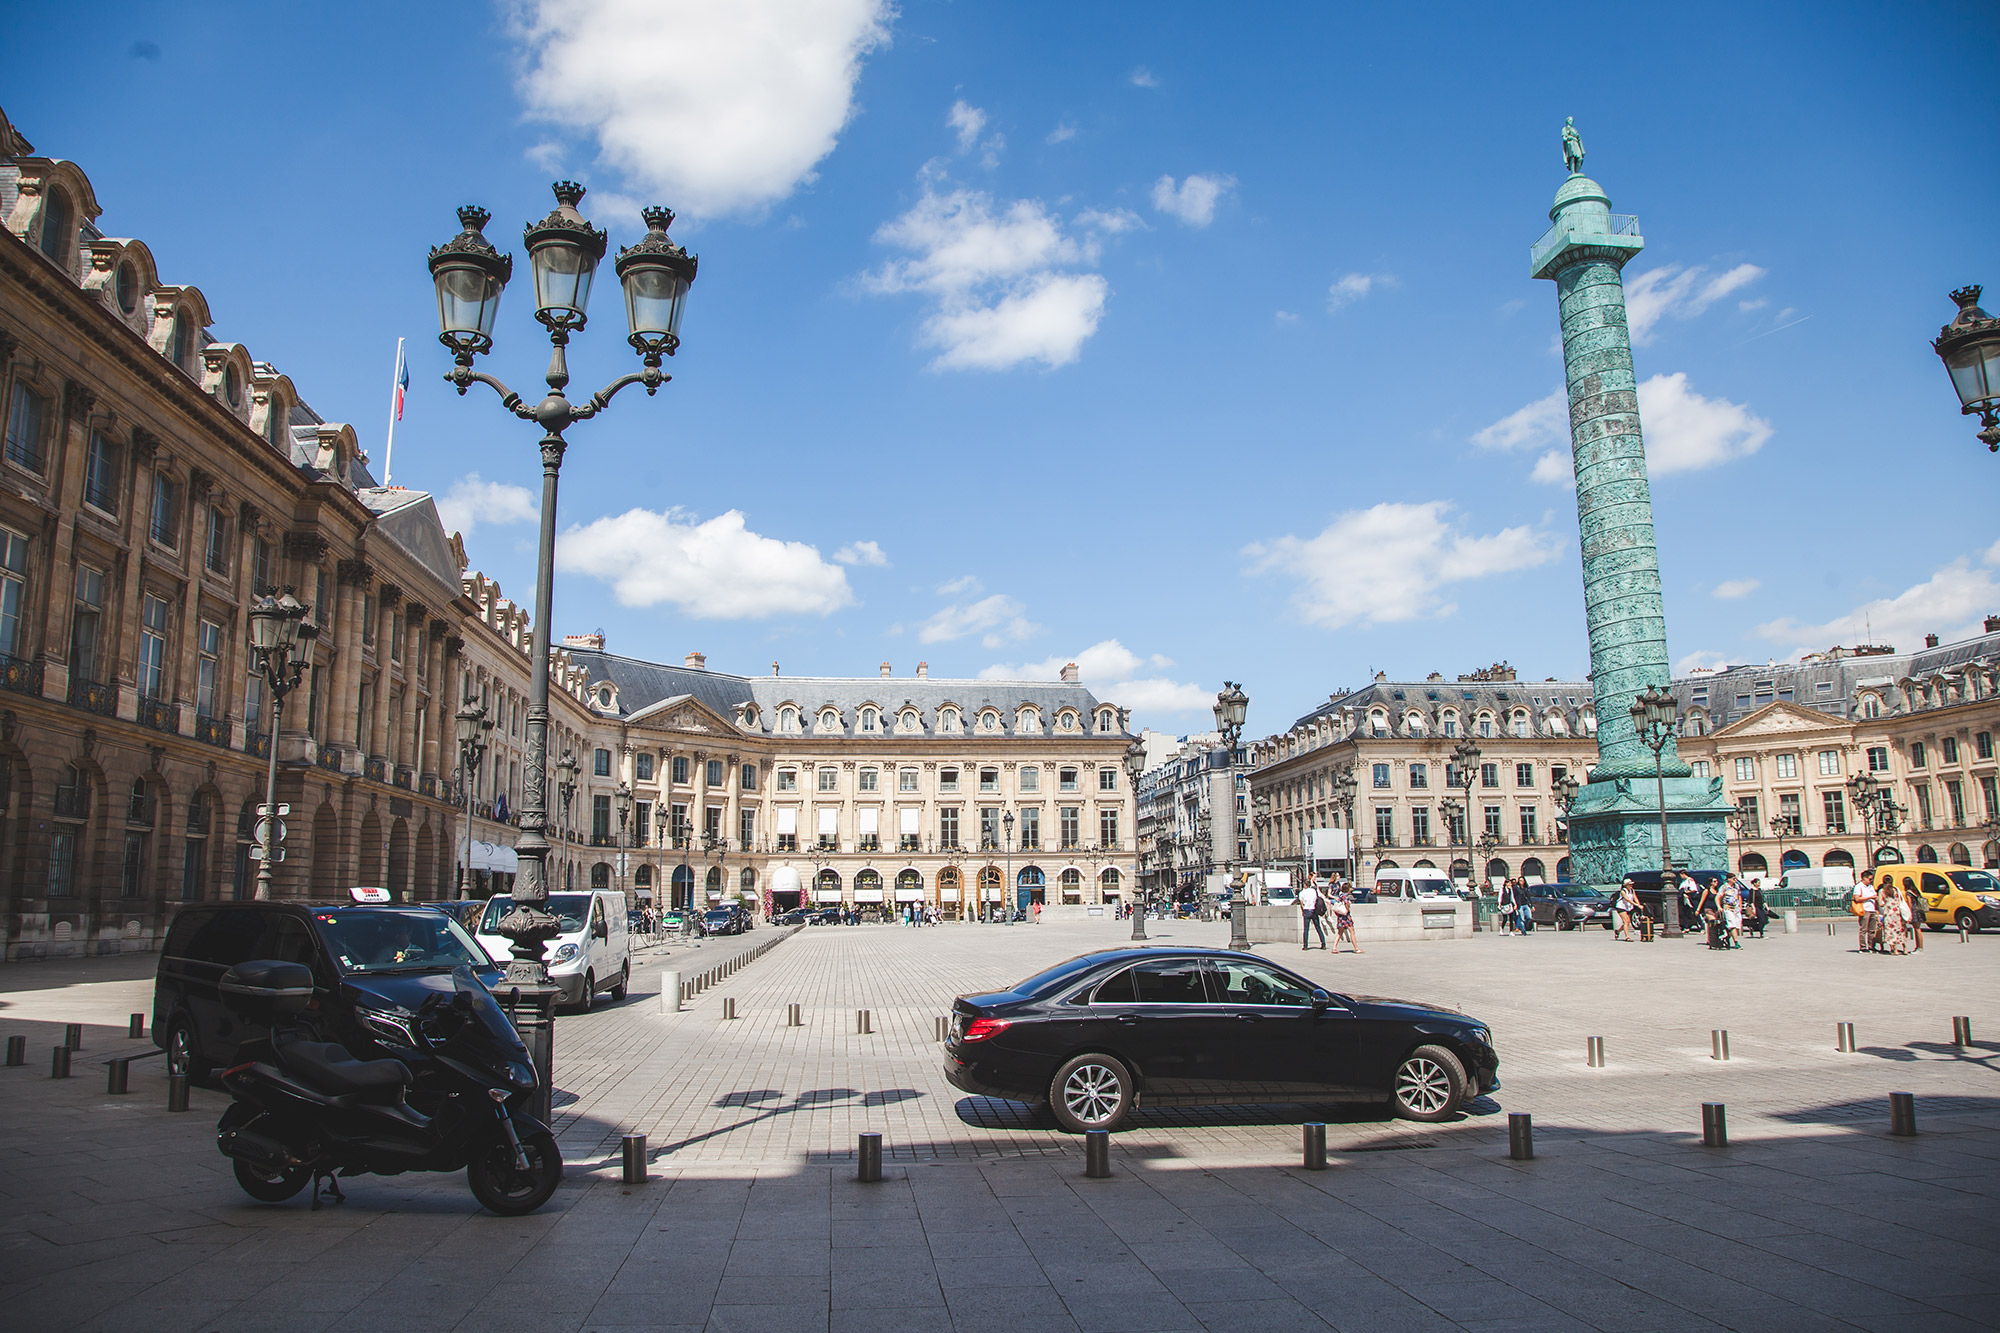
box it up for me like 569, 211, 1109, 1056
478, 894, 592, 935
1950, 870, 1998, 893
1564, 887, 1606, 899
314, 908, 492, 974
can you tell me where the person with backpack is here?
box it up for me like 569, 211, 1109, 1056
1299, 881, 1328, 949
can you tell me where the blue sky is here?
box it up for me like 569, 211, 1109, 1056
11, 1, 2000, 738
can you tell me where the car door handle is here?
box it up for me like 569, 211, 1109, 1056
1116, 1013, 1140, 1025
1235, 1012, 1261, 1023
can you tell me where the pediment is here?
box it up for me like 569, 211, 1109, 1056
624, 692, 738, 736
1713, 700, 1843, 739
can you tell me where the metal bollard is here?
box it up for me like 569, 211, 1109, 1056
1508, 1112, 1534, 1161
722, 997, 736, 1021
1783, 910, 1797, 934
1827, 921, 1836, 936
787, 1003, 802, 1027
51, 1045, 70, 1079
5, 1035, 23, 1066
857, 1132, 883, 1182
934, 1015, 948, 1043
107, 1060, 128, 1095
1963, 917, 1972, 942
1586, 1036, 1605, 1068
167, 1072, 189, 1112
1836, 1022, 1856, 1053
1701, 1102, 1727, 1147
661, 970, 682, 1013
1889, 1091, 1917, 1137
622, 1134, 648, 1183
129, 1013, 146, 1039
1953, 1016, 1972, 1047
1712, 1030, 1730, 1061
1084, 1129, 1111, 1178
857, 1009, 872, 1035
64, 1023, 83, 1051
1303, 1122, 1327, 1170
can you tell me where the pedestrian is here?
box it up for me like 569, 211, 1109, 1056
1721, 876, 1743, 949
1879, 877, 1909, 955
1299, 882, 1328, 950
1901, 875, 1927, 951
1614, 878, 1637, 940
1853, 874, 1880, 952
1514, 879, 1534, 934
1332, 887, 1362, 952
1496, 878, 1516, 935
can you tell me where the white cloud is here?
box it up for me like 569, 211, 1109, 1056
1474, 375, 1770, 479
833, 540, 888, 567
1150, 173, 1234, 228
1623, 262, 1765, 343
1756, 548, 2000, 658
1075, 207, 1143, 235
865, 186, 1110, 370
947, 100, 986, 154
1274, 310, 1300, 324
1326, 271, 1396, 311
980, 639, 1211, 715
510, 0, 892, 221
1129, 66, 1159, 88
936, 574, 981, 596
557, 507, 853, 618
1677, 650, 1732, 674
1046, 121, 1077, 144
436, 473, 536, 537
1713, 578, 1761, 600
1244, 501, 1561, 630
919, 593, 1041, 647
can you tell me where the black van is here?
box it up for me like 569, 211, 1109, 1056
154, 902, 503, 1083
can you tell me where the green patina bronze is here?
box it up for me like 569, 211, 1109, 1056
1531, 124, 1733, 886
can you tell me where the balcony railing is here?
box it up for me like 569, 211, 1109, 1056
126, 793, 156, 827
364, 756, 388, 783
138, 697, 179, 735
899, 836, 920, 853
817, 836, 838, 851
0, 653, 42, 696
858, 835, 880, 852
195, 714, 230, 749
776, 835, 798, 852
247, 729, 271, 760
54, 784, 89, 820
185, 803, 212, 835
64, 675, 107, 717
393, 766, 414, 790
589, 832, 617, 847
420, 774, 439, 798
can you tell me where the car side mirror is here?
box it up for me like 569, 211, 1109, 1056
593, 919, 609, 940
1311, 989, 1332, 1013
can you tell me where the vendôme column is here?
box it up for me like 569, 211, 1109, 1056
1530, 121, 1732, 886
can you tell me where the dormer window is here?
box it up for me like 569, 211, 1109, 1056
1018, 707, 1040, 734
819, 708, 840, 731
1058, 710, 1077, 731
168, 313, 193, 372
859, 706, 878, 733
899, 708, 920, 731
1369, 709, 1387, 737
939, 707, 961, 734
779, 706, 800, 733
979, 709, 1001, 732
1442, 711, 1459, 738
1095, 708, 1115, 734
1478, 712, 1494, 738
115, 263, 139, 315
38, 190, 73, 266
1511, 710, 1530, 738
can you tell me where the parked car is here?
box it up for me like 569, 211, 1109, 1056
474, 890, 630, 1010
153, 894, 504, 1086
1523, 883, 1613, 930
1371, 868, 1460, 902
808, 907, 843, 925
1872, 864, 2000, 933
944, 946, 1498, 1132
659, 908, 688, 934
701, 907, 743, 936
430, 898, 492, 941
772, 908, 810, 925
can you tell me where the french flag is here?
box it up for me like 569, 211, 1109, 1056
392, 342, 409, 422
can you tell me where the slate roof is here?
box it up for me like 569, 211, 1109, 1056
356, 487, 460, 605
563, 647, 1126, 739
1671, 628, 2000, 728
1288, 677, 1597, 739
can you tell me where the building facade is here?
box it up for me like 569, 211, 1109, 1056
1135, 732, 1252, 901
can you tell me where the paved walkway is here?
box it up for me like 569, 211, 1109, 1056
3, 918, 1998, 1331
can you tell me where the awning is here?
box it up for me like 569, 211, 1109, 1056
813, 888, 843, 903
940, 886, 961, 901
854, 888, 884, 902
458, 840, 519, 873
894, 888, 924, 902
769, 865, 802, 894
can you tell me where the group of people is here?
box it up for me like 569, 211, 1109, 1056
1296, 880, 1363, 952
1490, 878, 1540, 935
1851, 872, 1928, 955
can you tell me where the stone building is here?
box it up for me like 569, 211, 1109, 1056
1134, 732, 1252, 901
556, 647, 1138, 919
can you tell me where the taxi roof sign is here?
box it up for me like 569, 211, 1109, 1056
348, 886, 392, 904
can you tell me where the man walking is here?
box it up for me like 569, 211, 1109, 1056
1299, 881, 1328, 950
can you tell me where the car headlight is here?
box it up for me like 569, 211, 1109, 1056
357, 1008, 417, 1047
1466, 1027, 1491, 1047
551, 942, 579, 963
1979, 896, 2000, 908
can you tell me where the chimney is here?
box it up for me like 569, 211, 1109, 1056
1060, 662, 1079, 683
684, 651, 706, 670
880, 661, 892, 678
561, 632, 605, 651
1925, 633, 1940, 648
771, 661, 780, 676
916, 661, 928, 678
1986, 615, 2000, 634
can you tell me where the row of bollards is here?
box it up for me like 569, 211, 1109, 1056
1574, 1016, 1976, 1067
657, 929, 803, 1015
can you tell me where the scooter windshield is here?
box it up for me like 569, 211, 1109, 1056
315, 907, 492, 974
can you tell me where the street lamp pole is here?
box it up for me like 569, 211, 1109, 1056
1451, 737, 1481, 891
1932, 285, 2000, 452
246, 590, 316, 901
1125, 739, 1150, 941
1003, 810, 1016, 925
1630, 686, 1684, 938
1331, 766, 1357, 886
1768, 813, 1789, 880
1215, 682, 1251, 951
1725, 805, 1748, 878
555, 751, 579, 895
455, 697, 491, 899
613, 782, 632, 903
429, 185, 695, 998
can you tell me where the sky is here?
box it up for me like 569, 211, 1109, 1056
10, 1, 2000, 740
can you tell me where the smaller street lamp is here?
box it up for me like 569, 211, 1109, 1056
1215, 682, 1252, 949
1002, 810, 1016, 924
1629, 686, 1683, 938
1768, 813, 1791, 880
1124, 739, 1150, 940
1330, 766, 1358, 885
454, 697, 491, 900
1725, 805, 1748, 877
1933, 285, 2000, 452
246, 589, 317, 901
613, 782, 633, 901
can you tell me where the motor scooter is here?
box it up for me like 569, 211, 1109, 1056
212, 959, 562, 1215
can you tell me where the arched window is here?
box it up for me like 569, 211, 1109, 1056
168, 311, 193, 371
1478, 712, 1494, 738
859, 706, 878, 732
939, 707, 960, 733
1511, 710, 1530, 738
1862, 695, 1881, 719
1442, 711, 1458, 738
1406, 712, 1426, 735
899, 708, 919, 730
38, 190, 73, 265
1059, 868, 1082, 902
1096, 708, 1115, 734
1100, 867, 1121, 896
265, 395, 289, 446
1548, 713, 1569, 736
116, 262, 139, 314
1369, 710, 1387, 736
1018, 708, 1040, 734
590, 862, 610, 887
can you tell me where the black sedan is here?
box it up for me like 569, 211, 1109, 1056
944, 947, 1498, 1132
700, 908, 742, 936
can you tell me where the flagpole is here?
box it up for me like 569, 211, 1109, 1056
384, 336, 405, 485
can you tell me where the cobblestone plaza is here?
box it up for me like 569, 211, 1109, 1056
4, 920, 1998, 1331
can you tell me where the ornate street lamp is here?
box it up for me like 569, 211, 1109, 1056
1933, 285, 2000, 452
1212, 683, 1252, 949
429, 183, 696, 1032
454, 697, 491, 899
1214, 681, 1250, 749
1002, 810, 1016, 925
1476, 830, 1499, 887
1124, 739, 1150, 940
613, 782, 633, 902
1768, 813, 1791, 880
1331, 766, 1357, 884
1630, 686, 1683, 938
555, 750, 580, 894
246, 589, 316, 901
1451, 736, 1481, 890
1725, 804, 1748, 877
1553, 770, 1580, 888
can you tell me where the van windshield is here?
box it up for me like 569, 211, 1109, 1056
1950, 870, 1998, 894
313, 908, 491, 974
479, 894, 593, 936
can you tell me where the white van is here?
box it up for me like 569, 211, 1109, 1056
476, 890, 630, 1010
1776, 867, 1855, 902
1370, 868, 1460, 902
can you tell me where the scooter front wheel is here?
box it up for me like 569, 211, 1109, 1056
467, 1131, 563, 1215
233, 1157, 311, 1203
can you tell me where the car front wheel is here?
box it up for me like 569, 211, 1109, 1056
1048, 1053, 1134, 1133
1957, 909, 1981, 934
1391, 1044, 1466, 1122
610, 962, 629, 1002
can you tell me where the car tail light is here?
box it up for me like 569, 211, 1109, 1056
961, 1017, 1011, 1043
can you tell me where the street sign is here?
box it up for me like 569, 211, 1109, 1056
254, 818, 286, 846
246, 846, 286, 863
256, 803, 290, 818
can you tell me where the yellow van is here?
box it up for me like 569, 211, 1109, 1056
1870, 863, 2000, 933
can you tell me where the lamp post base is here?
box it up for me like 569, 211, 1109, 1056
496, 979, 560, 1126
1130, 901, 1147, 941
1228, 898, 1249, 951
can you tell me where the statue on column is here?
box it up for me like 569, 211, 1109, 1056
1562, 117, 1585, 175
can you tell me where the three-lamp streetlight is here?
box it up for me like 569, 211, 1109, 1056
1214, 682, 1251, 950
1725, 804, 1748, 876
246, 589, 317, 901
1846, 770, 1906, 871
1124, 739, 1150, 940
613, 782, 633, 903
1933, 285, 2000, 452
1450, 736, 1481, 890
1002, 810, 1016, 925
429, 181, 695, 1002
1630, 686, 1684, 938
454, 697, 492, 899
554, 750, 580, 894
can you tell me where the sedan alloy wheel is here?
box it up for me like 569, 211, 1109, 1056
1048, 1052, 1133, 1133
1391, 1044, 1466, 1122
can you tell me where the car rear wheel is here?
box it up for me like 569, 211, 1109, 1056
578, 971, 596, 1012
1391, 1044, 1466, 1122
1048, 1053, 1134, 1133
1957, 909, 1981, 934
610, 962, 629, 1002
166, 1015, 211, 1088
